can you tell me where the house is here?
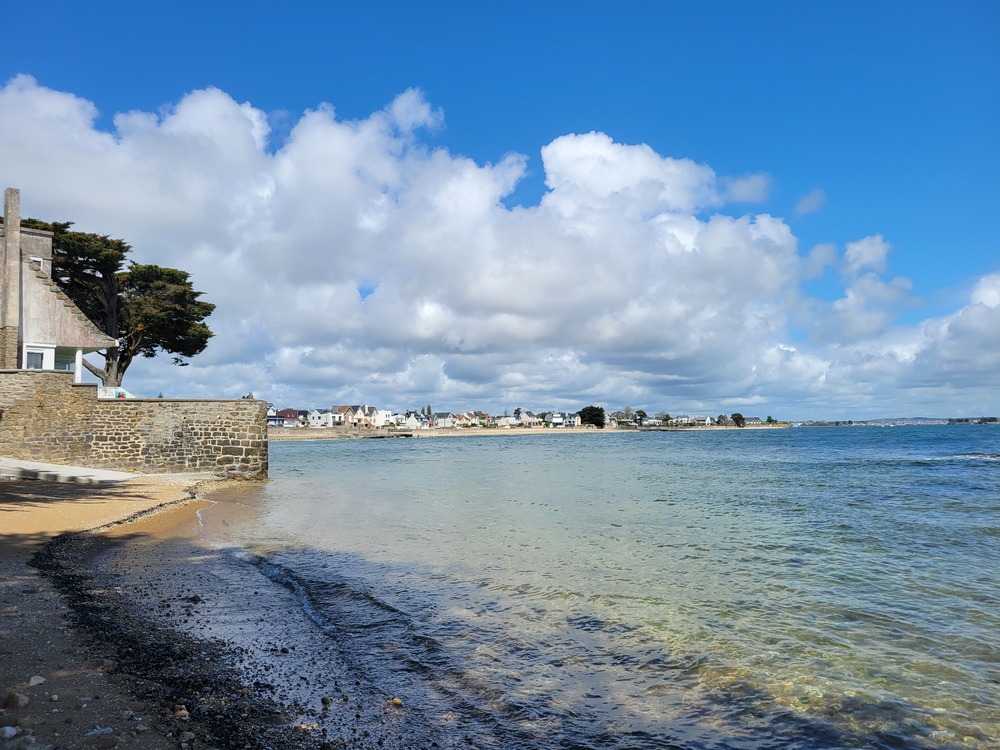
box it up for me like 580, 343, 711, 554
546, 411, 581, 428
609, 411, 634, 428
308, 408, 335, 428
401, 410, 430, 429
337, 404, 381, 428
274, 407, 303, 427
467, 410, 489, 427
0, 188, 117, 377
745, 416, 763, 426
432, 412, 456, 428
517, 410, 541, 427
671, 415, 714, 426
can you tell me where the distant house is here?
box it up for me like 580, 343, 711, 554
672, 415, 714, 426
401, 410, 430, 430
745, 416, 763, 425
275, 408, 304, 427
467, 410, 490, 427
609, 411, 634, 428
308, 408, 334, 428
335, 404, 379, 428
432, 412, 456, 429
547, 411, 581, 428
517, 410, 541, 427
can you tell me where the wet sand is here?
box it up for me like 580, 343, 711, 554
1, 476, 482, 750
0, 476, 332, 750
0, 477, 205, 750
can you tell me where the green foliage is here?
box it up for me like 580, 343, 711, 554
578, 405, 606, 428
122, 264, 215, 364
730, 412, 746, 428
49, 223, 214, 386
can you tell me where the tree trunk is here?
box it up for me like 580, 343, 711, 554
82, 347, 125, 387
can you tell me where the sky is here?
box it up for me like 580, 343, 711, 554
2, 1, 998, 420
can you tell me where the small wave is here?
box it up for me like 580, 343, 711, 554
240, 552, 342, 638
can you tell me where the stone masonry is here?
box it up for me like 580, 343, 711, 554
0, 371, 268, 479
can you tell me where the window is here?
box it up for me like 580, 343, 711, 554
26, 351, 44, 369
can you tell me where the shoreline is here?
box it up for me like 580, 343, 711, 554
0, 475, 330, 750
1, 474, 469, 749
0, 476, 207, 750
268, 423, 790, 441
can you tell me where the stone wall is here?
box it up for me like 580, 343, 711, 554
0, 328, 16, 370
0, 370, 268, 478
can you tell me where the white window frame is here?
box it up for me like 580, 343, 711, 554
23, 344, 55, 370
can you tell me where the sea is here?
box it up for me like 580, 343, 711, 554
111, 426, 1000, 749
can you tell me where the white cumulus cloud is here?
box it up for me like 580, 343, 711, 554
1, 75, 997, 419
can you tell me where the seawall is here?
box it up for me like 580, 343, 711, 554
0, 370, 267, 478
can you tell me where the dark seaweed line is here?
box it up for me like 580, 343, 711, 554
30, 531, 327, 750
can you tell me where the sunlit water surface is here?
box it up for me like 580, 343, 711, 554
203, 427, 999, 749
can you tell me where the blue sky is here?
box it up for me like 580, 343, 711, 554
2, 2, 998, 419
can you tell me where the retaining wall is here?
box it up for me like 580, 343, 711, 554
0, 370, 268, 478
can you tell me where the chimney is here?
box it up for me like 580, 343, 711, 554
1, 188, 22, 368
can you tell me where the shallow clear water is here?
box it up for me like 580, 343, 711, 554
203, 427, 1000, 749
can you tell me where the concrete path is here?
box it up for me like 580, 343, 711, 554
0, 457, 138, 485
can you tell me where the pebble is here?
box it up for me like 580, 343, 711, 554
27, 677, 45, 688
1, 726, 18, 740
5, 735, 37, 750
3, 690, 28, 708
3, 692, 29, 709
49, 695, 58, 702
